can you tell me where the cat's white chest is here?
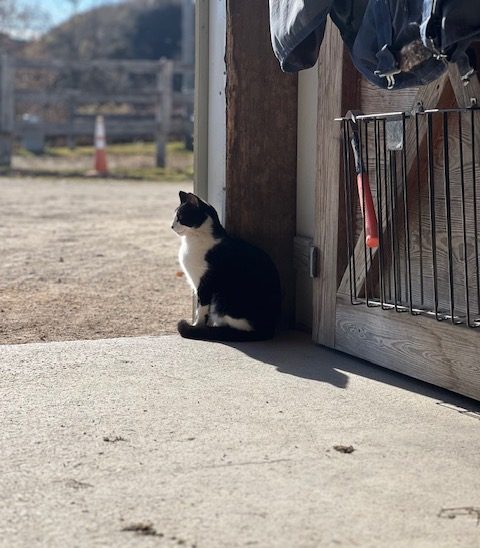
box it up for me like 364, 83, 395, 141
179, 236, 212, 292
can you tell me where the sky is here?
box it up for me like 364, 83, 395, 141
40, 0, 120, 27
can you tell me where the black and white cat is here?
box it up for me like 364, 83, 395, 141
172, 191, 281, 341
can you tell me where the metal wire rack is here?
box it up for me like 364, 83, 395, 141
339, 107, 480, 328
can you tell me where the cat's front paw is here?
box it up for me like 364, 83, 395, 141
177, 319, 193, 337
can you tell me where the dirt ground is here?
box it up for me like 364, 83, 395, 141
0, 177, 193, 344
11, 142, 193, 181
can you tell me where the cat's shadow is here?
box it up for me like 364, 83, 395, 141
227, 331, 350, 388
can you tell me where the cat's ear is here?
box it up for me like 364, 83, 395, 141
179, 191, 188, 203
186, 193, 201, 207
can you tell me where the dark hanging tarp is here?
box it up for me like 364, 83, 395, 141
269, 0, 480, 89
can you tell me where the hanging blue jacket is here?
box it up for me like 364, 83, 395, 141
269, 0, 480, 89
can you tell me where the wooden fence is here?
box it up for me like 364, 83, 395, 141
0, 54, 194, 167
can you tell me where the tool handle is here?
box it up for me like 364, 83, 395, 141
357, 173, 379, 249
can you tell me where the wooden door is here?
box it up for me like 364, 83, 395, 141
313, 22, 480, 401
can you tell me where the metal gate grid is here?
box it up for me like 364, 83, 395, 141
339, 107, 480, 328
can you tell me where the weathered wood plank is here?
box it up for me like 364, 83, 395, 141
12, 56, 189, 148
447, 65, 480, 108
16, 120, 155, 135
0, 53, 15, 166
16, 91, 192, 110
156, 60, 174, 167
16, 119, 187, 140
361, 79, 419, 115
16, 91, 160, 105
12, 57, 191, 148
0, 54, 15, 132
15, 58, 188, 73
312, 21, 361, 347
335, 294, 480, 401
225, 0, 298, 326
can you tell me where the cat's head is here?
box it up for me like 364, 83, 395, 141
171, 191, 223, 237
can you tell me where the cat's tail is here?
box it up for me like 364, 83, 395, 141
177, 320, 274, 342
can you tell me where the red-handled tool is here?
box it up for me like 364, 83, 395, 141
346, 111, 379, 249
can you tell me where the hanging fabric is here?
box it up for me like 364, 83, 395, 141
268, 0, 367, 72
269, 0, 480, 90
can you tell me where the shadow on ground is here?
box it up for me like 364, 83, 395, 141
226, 331, 480, 414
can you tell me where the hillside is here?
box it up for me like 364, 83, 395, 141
0, 32, 27, 53
24, 0, 184, 61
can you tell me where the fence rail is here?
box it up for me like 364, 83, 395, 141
0, 54, 194, 167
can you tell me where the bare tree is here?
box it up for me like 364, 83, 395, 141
0, 0, 50, 38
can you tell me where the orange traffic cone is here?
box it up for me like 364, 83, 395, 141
94, 115, 108, 175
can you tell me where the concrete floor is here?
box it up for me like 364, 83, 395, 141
1, 332, 480, 547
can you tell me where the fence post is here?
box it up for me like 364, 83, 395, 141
155, 59, 173, 168
0, 53, 15, 167
181, 0, 195, 67
67, 92, 77, 149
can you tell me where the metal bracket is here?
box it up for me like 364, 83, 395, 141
309, 245, 319, 279
385, 119, 404, 151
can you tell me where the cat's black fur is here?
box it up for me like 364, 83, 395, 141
172, 191, 281, 342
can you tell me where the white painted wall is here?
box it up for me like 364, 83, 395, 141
295, 63, 318, 329
207, 0, 227, 222
296, 64, 318, 239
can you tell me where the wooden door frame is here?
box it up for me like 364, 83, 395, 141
312, 21, 362, 346
225, 0, 298, 326
313, 22, 480, 401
